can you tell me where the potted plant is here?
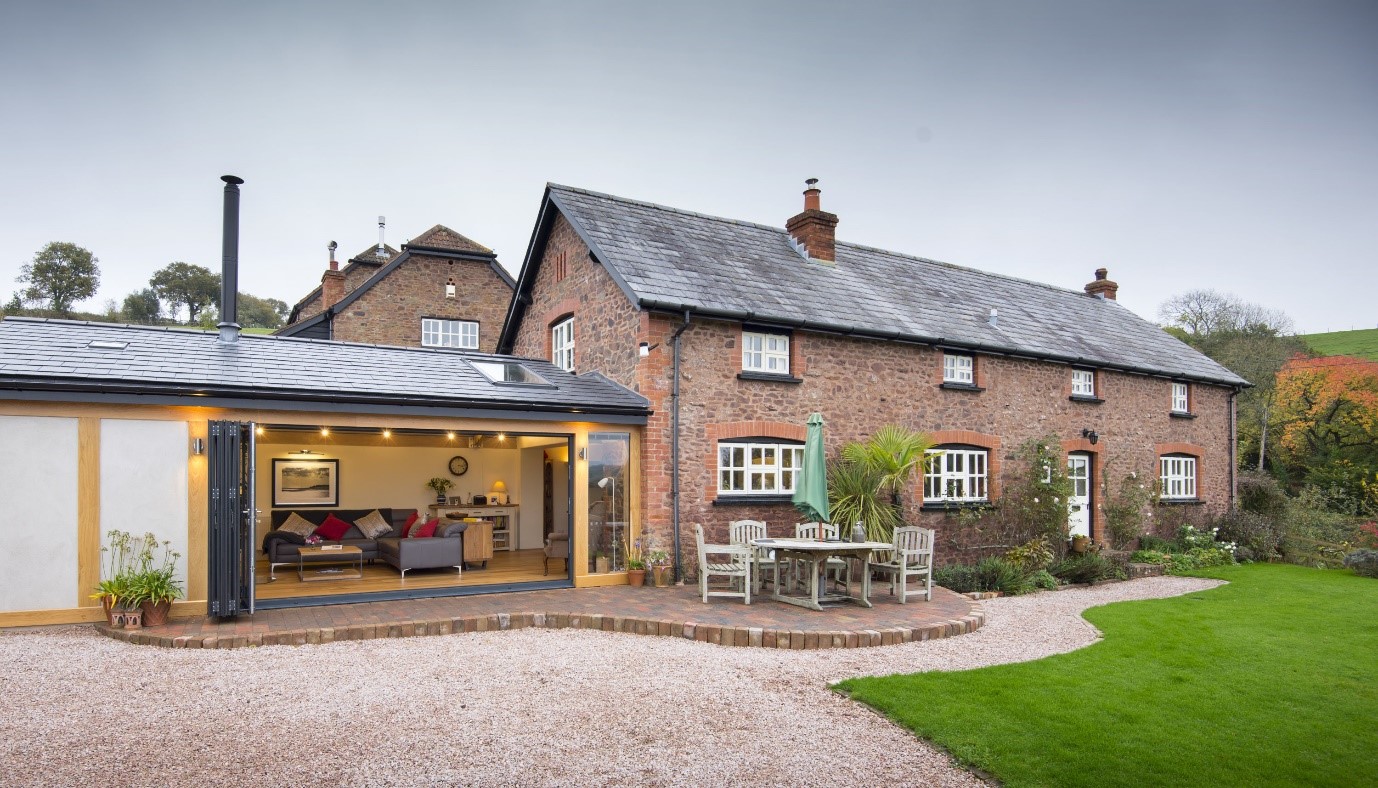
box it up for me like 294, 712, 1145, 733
90, 529, 136, 626
647, 548, 672, 587
426, 476, 453, 504
127, 534, 183, 627
1071, 534, 1091, 554
625, 538, 646, 586
594, 551, 610, 575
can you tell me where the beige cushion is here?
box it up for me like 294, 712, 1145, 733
278, 512, 317, 539
354, 509, 392, 539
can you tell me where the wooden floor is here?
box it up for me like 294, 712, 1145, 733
254, 548, 562, 601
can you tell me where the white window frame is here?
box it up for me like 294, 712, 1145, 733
551, 317, 574, 371
1171, 382, 1190, 413
1160, 455, 1198, 500
718, 442, 805, 495
421, 318, 478, 349
924, 447, 989, 503
943, 353, 974, 385
1071, 368, 1096, 397
742, 331, 790, 375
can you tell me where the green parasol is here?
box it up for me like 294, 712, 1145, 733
792, 412, 831, 523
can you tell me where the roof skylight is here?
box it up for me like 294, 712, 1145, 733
87, 340, 129, 350
470, 360, 552, 386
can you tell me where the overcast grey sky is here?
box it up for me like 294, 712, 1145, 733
2, 0, 1374, 334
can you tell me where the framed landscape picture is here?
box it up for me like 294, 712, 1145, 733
272, 458, 339, 507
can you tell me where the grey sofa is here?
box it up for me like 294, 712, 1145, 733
265, 508, 466, 579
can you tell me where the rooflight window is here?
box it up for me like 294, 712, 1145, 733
471, 360, 552, 386
87, 340, 128, 350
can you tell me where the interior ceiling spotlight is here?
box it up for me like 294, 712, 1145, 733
382, 429, 392, 438
320, 427, 330, 437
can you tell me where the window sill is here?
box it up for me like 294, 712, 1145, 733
713, 495, 796, 506
1169, 411, 1197, 420
939, 382, 985, 393
1157, 498, 1205, 506
737, 371, 802, 384
920, 501, 991, 512
1069, 395, 1104, 404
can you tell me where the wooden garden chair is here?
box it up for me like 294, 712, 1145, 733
794, 522, 851, 591
729, 519, 779, 593
870, 526, 934, 603
694, 523, 752, 604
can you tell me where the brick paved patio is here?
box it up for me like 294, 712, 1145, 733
98, 583, 983, 650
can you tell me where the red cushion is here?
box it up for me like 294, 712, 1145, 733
401, 510, 420, 537
412, 518, 439, 538
314, 514, 352, 541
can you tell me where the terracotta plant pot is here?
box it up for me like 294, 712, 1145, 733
627, 569, 646, 587
115, 603, 143, 629
141, 599, 172, 627
651, 565, 673, 587
1071, 536, 1090, 554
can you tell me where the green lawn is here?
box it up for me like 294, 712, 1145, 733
1302, 327, 1378, 361
836, 564, 1378, 787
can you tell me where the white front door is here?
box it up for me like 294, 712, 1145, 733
1067, 453, 1091, 539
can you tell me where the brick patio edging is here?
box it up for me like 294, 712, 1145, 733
96, 607, 986, 651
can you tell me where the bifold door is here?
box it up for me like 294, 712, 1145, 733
208, 420, 256, 617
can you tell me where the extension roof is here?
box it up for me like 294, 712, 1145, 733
282, 225, 513, 334
499, 184, 1248, 387
0, 318, 648, 421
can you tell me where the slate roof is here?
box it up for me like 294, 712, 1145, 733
503, 184, 1247, 387
0, 318, 649, 419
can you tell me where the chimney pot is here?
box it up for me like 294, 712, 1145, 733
786, 178, 839, 263
1084, 268, 1119, 300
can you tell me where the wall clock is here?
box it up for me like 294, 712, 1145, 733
448, 455, 469, 476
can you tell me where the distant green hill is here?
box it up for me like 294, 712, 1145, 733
1300, 328, 1378, 360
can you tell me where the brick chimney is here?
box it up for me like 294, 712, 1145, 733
321, 240, 345, 309
786, 178, 839, 263
1084, 267, 1119, 300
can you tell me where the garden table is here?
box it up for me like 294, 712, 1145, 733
752, 538, 892, 611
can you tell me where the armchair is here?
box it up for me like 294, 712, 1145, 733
544, 530, 569, 575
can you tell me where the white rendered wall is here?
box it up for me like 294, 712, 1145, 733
100, 420, 189, 590
0, 416, 79, 612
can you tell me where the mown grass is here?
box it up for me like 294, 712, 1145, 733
1302, 327, 1378, 361
836, 564, 1378, 787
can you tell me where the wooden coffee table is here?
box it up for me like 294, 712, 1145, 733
297, 545, 364, 582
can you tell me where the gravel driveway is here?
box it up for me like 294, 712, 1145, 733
1, 576, 1220, 787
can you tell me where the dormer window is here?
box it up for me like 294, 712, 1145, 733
742, 331, 789, 375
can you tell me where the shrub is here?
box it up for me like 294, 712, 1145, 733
934, 563, 982, 594
1130, 549, 1170, 565
1004, 537, 1054, 573
1101, 464, 1157, 549
1051, 553, 1123, 584
1356, 521, 1378, 550
1238, 471, 1288, 519
935, 558, 1034, 595
1028, 569, 1059, 590
1212, 510, 1284, 562
976, 557, 1032, 596
1343, 549, 1378, 578
1281, 487, 1363, 567
1139, 534, 1172, 552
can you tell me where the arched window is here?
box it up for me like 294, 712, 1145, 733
924, 445, 989, 503
1159, 454, 1198, 500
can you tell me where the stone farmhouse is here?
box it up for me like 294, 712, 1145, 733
279, 223, 514, 353
498, 181, 1248, 568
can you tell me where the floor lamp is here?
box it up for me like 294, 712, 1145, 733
598, 476, 617, 569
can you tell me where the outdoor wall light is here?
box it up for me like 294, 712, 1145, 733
1081, 428, 1099, 445
639, 341, 660, 357
190, 438, 205, 456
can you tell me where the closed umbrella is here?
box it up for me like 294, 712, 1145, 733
792, 412, 830, 524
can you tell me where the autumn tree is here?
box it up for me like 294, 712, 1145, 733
149, 262, 219, 323
15, 242, 100, 317
1274, 355, 1378, 513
